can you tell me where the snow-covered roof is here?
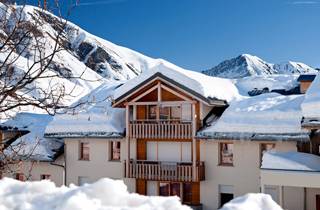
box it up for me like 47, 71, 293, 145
301, 73, 320, 119
261, 151, 320, 172
198, 93, 309, 141
45, 83, 125, 138
2, 113, 63, 161
114, 62, 242, 104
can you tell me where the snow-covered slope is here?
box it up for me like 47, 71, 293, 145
0, 3, 162, 117
203, 54, 317, 79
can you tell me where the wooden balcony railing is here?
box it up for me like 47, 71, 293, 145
124, 160, 205, 182
128, 120, 192, 139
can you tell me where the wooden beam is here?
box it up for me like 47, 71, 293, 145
126, 104, 130, 177
192, 103, 197, 182
128, 101, 195, 106
132, 84, 159, 102
160, 84, 192, 101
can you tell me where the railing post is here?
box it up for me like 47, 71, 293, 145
125, 104, 130, 178
192, 103, 197, 182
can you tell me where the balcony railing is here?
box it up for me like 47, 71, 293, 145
128, 120, 192, 139
124, 160, 205, 182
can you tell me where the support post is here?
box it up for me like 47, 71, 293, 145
261, 184, 265, 193
126, 104, 130, 177
279, 185, 284, 208
192, 103, 197, 181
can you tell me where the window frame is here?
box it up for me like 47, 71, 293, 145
110, 141, 121, 161
219, 142, 234, 166
79, 141, 90, 161
15, 173, 24, 181
259, 143, 275, 165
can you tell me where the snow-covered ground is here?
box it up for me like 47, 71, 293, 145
220, 193, 283, 210
0, 178, 190, 210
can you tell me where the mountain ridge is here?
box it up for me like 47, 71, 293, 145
202, 54, 317, 79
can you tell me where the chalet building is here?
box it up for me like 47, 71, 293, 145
2, 63, 320, 210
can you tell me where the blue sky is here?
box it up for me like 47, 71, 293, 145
30, 0, 320, 70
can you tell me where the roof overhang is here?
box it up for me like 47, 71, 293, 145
196, 131, 310, 142
112, 72, 227, 108
301, 117, 320, 130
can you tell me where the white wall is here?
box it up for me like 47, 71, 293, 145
4, 155, 65, 186
200, 140, 297, 210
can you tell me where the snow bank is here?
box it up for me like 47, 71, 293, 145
199, 93, 307, 135
220, 193, 282, 210
0, 178, 190, 210
45, 82, 125, 137
2, 113, 62, 161
261, 151, 320, 171
301, 73, 320, 118
114, 62, 242, 103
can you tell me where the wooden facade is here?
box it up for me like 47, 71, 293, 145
114, 78, 205, 206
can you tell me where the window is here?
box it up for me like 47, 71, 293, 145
148, 105, 157, 120
219, 143, 234, 165
40, 174, 51, 180
182, 183, 192, 204
260, 143, 275, 164
79, 142, 90, 160
15, 173, 24, 181
159, 182, 193, 204
159, 106, 170, 120
110, 141, 121, 161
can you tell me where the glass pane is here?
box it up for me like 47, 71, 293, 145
183, 183, 192, 203
170, 106, 181, 120
159, 182, 170, 196
148, 105, 157, 119
170, 183, 181, 197
112, 141, 121, 160
160, 107, 170, 120
181, 104, 191, 121
221, 143, 233, 164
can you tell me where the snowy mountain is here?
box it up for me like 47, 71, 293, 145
202, 54, 317, 79
0, 3, 162, 115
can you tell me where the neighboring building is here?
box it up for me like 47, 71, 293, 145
1, 113, 65, 186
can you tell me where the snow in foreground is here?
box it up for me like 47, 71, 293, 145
220, 193, 283, 210
0, 178, 190, 210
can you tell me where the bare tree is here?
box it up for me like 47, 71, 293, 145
0, 0, 92, 179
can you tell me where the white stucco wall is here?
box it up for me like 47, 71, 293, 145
4, 155, 65, 186
200, 140, 297, 210
65, 138, 136, 192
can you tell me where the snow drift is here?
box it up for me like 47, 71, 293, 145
0, 178, 190, 210
220, 193, 283, 210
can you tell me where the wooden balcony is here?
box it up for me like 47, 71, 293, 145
128, 120, 192, 139
124, 160, 205, 182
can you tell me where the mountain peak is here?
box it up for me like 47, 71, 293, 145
202, 54, 317, 79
